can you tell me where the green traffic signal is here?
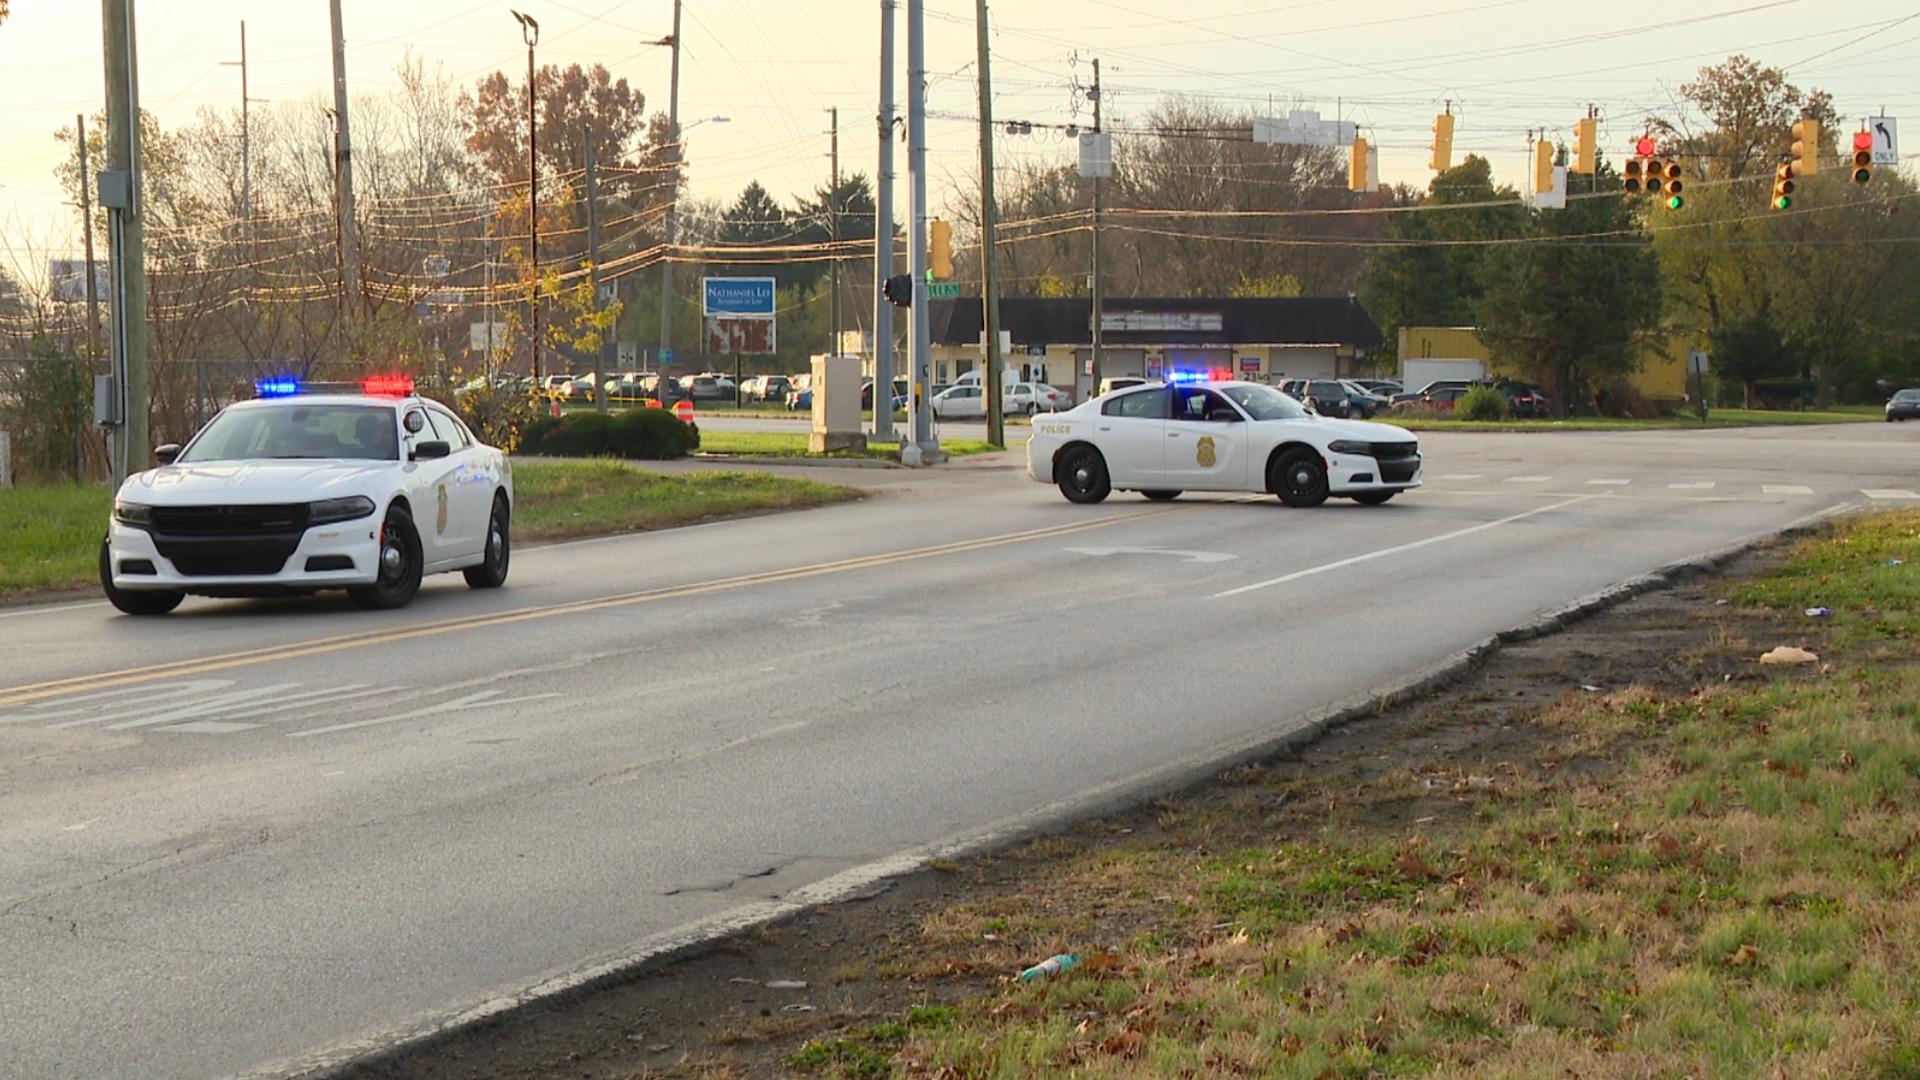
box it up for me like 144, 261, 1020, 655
1853, 168, 1872, 184
1667, 195, 1684, 211
1773, 195, 1793, 210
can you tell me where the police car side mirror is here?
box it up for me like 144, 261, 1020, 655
411, 440, 450, 461
154, 443, 182, 465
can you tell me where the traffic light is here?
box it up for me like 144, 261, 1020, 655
1773, 162, 1795, 210
1646, 156, 1665, 195
1533, 139, 1554, 194
1791, 118, 1820, 176
1349, 136, 1369, 192
1623, 157, 1643, 194
929, 218, 953, 279
1852, 129, 1873, 184
1429, 113, 1454, 172
1572, 117, 1597, 174
1664, 161, 1684, 210
883, 273, 913, 307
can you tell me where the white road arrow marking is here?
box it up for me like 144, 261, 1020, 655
1864, 489, 1920, 500
1764, 485, 1815, 495
1066, 546, 1238, 564
289, 689, 563, 738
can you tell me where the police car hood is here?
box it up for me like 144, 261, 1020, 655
1278, 416, 1417, 445
124, 460, 393, 503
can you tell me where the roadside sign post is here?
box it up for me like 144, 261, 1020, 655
1687, 351, 1710, 421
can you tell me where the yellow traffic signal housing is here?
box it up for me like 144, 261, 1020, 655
1646, 157, 1665, 195
1533, 139, 1554, 194
1349, 137, 1369, 192
1623, 158, 1643, 194
1572, 117, 1597, 174
1429, 113, 1455, 172
1791, 119, 1820, 176
929, 218, 953, 280
1851, 129, 1873, 184
1773, 162, 1796, 210
1664, 162, 1685, 210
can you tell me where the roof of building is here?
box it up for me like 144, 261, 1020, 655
927, 296, 1383, 350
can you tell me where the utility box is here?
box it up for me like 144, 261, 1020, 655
809, 353, 866, 454
93, 374, 121, 427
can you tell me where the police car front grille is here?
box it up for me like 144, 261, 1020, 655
150, 503, 310, 535
1371, 443, 1419, 461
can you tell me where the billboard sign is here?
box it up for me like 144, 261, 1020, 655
702, 277, 776, 316
705, 315, 776, 355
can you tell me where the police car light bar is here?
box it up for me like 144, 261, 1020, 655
1168, 368, 1235, 384
252, 375, 417, 399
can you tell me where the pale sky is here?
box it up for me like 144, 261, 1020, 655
2, 0, 1915, 264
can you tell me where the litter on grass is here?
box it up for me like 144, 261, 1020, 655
1018, 954, 1080, 981
1760, 645, 1819, 665
1805, 607, 1833, 618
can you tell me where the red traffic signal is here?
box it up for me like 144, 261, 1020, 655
1854, 130, 1875, 151
1634, 136, 1656, 157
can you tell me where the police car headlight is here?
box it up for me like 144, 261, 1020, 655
309, 496, 376, 525
1326, 440, 1371, 456
113, 500, 153, 526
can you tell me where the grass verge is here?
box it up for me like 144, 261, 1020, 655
736, 511, 1919, 1078
0, 460, 858, 595
0, 483, 110, 594
1377, 407, 1877, 433
500, 459, 858, 541
696, 432, 1012, 460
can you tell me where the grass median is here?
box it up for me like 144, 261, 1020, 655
621, 511, 1915, 1078
0, 460, 858, 596
696, 431, 1013, 460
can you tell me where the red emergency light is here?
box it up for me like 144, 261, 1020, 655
361, 374, 415, 397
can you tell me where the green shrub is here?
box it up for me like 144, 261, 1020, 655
1457, 384, 1509, 421
517, 408, 697, 460
444, 386, 541, 453
607, 407, 699, 459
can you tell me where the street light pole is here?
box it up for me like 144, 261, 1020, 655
511, 10, 540, 381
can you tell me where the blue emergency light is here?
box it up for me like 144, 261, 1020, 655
254, 377, 301, 398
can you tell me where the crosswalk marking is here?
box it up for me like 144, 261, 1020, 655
1764, 485, 1815, 495
1863, 489, 1920, 500
1586, 479, 1632, 486
9, 678, 538, 738
1504, 475, 1551, 483
1669, 481, 1717, 490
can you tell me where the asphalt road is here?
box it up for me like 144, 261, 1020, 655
1, 423, 1912, 1079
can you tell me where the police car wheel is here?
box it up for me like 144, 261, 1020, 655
1057, 446, 1111, 504
99, 537, 184, 615
350, 505, 423, 610
1271, 449, 1330, 508
1142, 490, 1181, 501
1351, 491, 1396, 506
463, 496, 511, 589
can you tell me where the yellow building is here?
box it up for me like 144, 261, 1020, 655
1398, 326, 1690, 408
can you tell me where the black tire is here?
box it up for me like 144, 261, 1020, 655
99, 537, 183, 615
1351, 491, 1397, 506
1056, 445, 1111, 504
1142, 490, 1181, 501
1270, 448, 1330, 508
1025, 402, 1038, 416
349, 505, 423, 610
463, 495, 511, 589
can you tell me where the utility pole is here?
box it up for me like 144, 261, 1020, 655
76, 115, 100, 358
328, 0, 358, 344
657, 0, 682, 394
1089, 57, 1103, 394
974, 0, 1004, 446
102, 0, 148, 485
870, 0, 897, 441
827, 106, 840, 359
586, 127, 607, 412
220, 21, 250, 251
512, 10, 541, 380
904, 0, 938, 461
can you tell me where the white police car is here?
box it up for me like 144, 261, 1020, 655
1025, 378, 1420, 507
101, 375, 512, 614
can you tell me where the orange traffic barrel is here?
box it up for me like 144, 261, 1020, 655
673, 399, 694, 422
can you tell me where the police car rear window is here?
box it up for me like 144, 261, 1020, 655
1102, 388, 1168, 418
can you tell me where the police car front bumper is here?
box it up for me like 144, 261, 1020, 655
107, 518, 382, 593
1325, 451, 1423, 493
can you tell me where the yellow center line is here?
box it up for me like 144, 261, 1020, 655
0, 502, 1216, 708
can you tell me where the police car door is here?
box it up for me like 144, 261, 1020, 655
426, 405, 489, 557
401, 404, 464, 564
1163, 386, 1249, 491
1093, 385, 1169, 488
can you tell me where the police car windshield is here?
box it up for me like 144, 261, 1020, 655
1221, 384, 1311, 421
180, 403, 400, 463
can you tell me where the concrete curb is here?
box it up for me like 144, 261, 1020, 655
271, 500, 1860, 1080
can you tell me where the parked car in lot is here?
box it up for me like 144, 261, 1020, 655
679, 373, 736, 401
1889, 388, 1920, 421
1390, 379, 1474, 407
1493, 378, 1551, 418
861, 378, 910, 409
1278, 379, 1382, 419
1007, 382, 1071, 414
540, 374, 576, 398
1393, 384, 1471, 412
1353, 378, 1403, 399
1097, 376, 1158, 397
739, 374, 792, 402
